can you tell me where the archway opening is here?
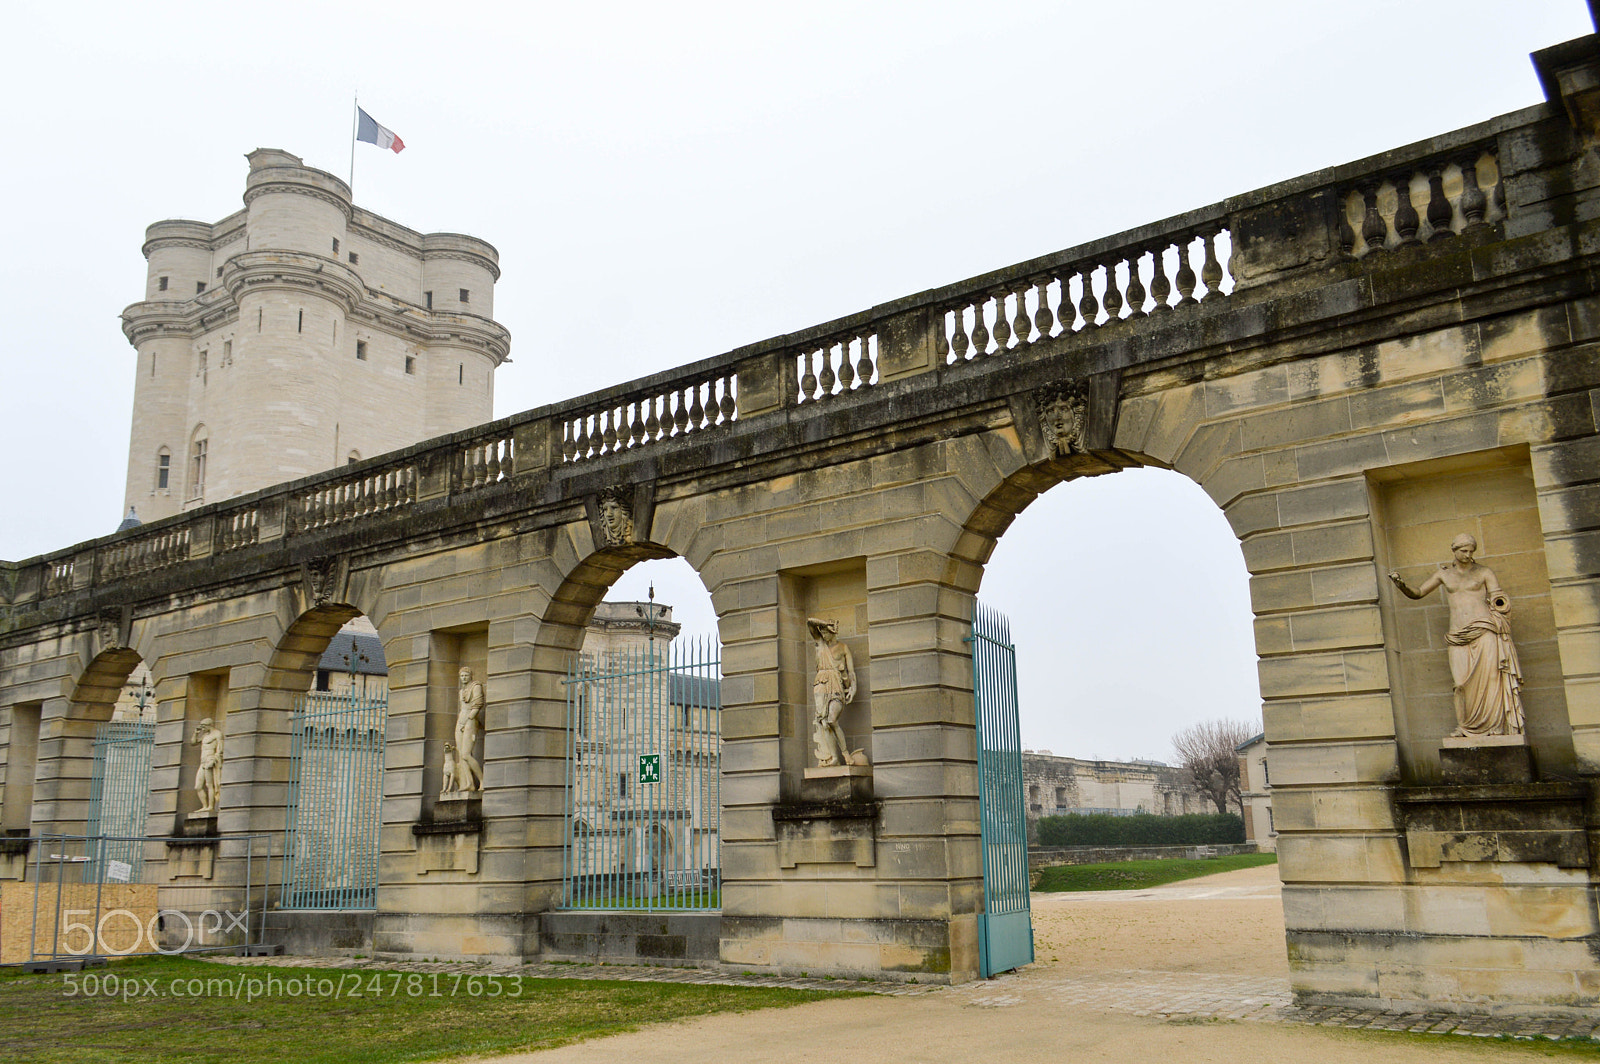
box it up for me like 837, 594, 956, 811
261, 606, 388, 911
976, 465, 1260, 828
535, 550, 723, 912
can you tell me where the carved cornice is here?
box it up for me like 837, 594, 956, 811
121, 254, 508, 361
242, 180, 353, 220
423, 248, 502, 282
141, 237, 213, 257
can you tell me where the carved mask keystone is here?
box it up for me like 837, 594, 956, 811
96, 607, 129, 652
597, 490, 635, 548
303, 556, 345, 608
1036, 383, 1090, 457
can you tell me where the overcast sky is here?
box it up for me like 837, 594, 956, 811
1, 2, 1588, 761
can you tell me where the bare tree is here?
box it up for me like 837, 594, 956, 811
1171, 718, 1259, 816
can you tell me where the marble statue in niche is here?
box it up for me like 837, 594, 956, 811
808, 617, 868, 768
191, 717, 224, 813
447, 667, 485, 793
1389, 532, 1526, 737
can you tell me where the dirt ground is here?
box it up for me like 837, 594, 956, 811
473, 865, 1548, 1064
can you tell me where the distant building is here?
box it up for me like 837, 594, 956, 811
1022, 751, 1205, 838
1236, 733, 1274, 852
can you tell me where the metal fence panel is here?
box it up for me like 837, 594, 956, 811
969, 600, 1034, 977
281, 691, 385, 909
86, 720, 154, 882
13, 834, 273, 963
562, 636, 721, 910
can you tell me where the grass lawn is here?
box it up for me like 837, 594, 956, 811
0, 956, 845, 1064
1032, 852, 1278, 893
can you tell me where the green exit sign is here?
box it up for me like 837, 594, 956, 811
638, 754, 661, 783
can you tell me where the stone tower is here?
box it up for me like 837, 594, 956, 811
121, 148, 511, 522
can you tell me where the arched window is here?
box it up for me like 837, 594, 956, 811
155, 447, 171, 492
188, 425, 209, 501
347, 450, 361, 465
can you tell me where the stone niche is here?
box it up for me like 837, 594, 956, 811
773, 560, 877, 868
409, 629, 487, 870
1370, 446, 1589, 883
1369, 445, 1572, 780
174, 670, 229, 838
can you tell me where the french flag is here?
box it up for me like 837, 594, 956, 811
356, 107, 405, 153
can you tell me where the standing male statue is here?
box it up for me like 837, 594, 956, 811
191, 717, 224, 813
451, 667, 485, 793
808, 617, 868, 768
1389, 533, 1526, 737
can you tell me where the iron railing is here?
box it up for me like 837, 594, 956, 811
281, 691, 386, 909
968, 600, 1033, 977
18, 833, 273, 963
562, 636, 721, 911
85, 720, 155, 882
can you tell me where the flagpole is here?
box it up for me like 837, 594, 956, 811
349, 92, 358, 193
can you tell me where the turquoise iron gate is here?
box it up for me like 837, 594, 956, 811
85, 720, 155, 881
282, 691, 386, 908
561, 636, 721, 910
968, 600, 1033, 977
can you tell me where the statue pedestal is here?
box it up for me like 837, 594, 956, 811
430, 793, 483, 828
801, 764, 873, 804
412, 793, 483, 876
182, 811, 219, 838
1440, 734, 1532, 784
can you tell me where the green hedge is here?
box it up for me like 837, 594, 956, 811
1035, 812, 1244, 848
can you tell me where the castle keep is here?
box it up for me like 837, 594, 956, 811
122, 149, 510, 522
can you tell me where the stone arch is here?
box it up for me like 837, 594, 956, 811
523, 513, 724, 910
70, 647, 146, 718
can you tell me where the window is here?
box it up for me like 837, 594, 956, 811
221, 340, 232, 367
196, 281, 206, 294
356, 340, 368, 361
618, 773, 629, 799
297, 309, 303, 333
158, 276, 168, 292
315, 669, 331, 692
215, 266, 223, 279
348, 252, 359, 265
1261, 757, 1269, 787
424, 291, 433, 309
404, 355, 416, 375
156, 450, 170, 490
197, 350, 207, 384
459, 288, 469, 303
458, 363, 463, 385
332, 238, 339, 254
189, 437, 208, 500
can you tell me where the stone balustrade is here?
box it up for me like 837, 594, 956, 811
99, 526, 191, 580
0, 108, 1534, 606
940, 226, 1232, 363
454, 432, 513, 490
560, 368, 738, 463
1339, 142, 1503, 258
290, 461, 418, 533
796, 332, 879, 404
